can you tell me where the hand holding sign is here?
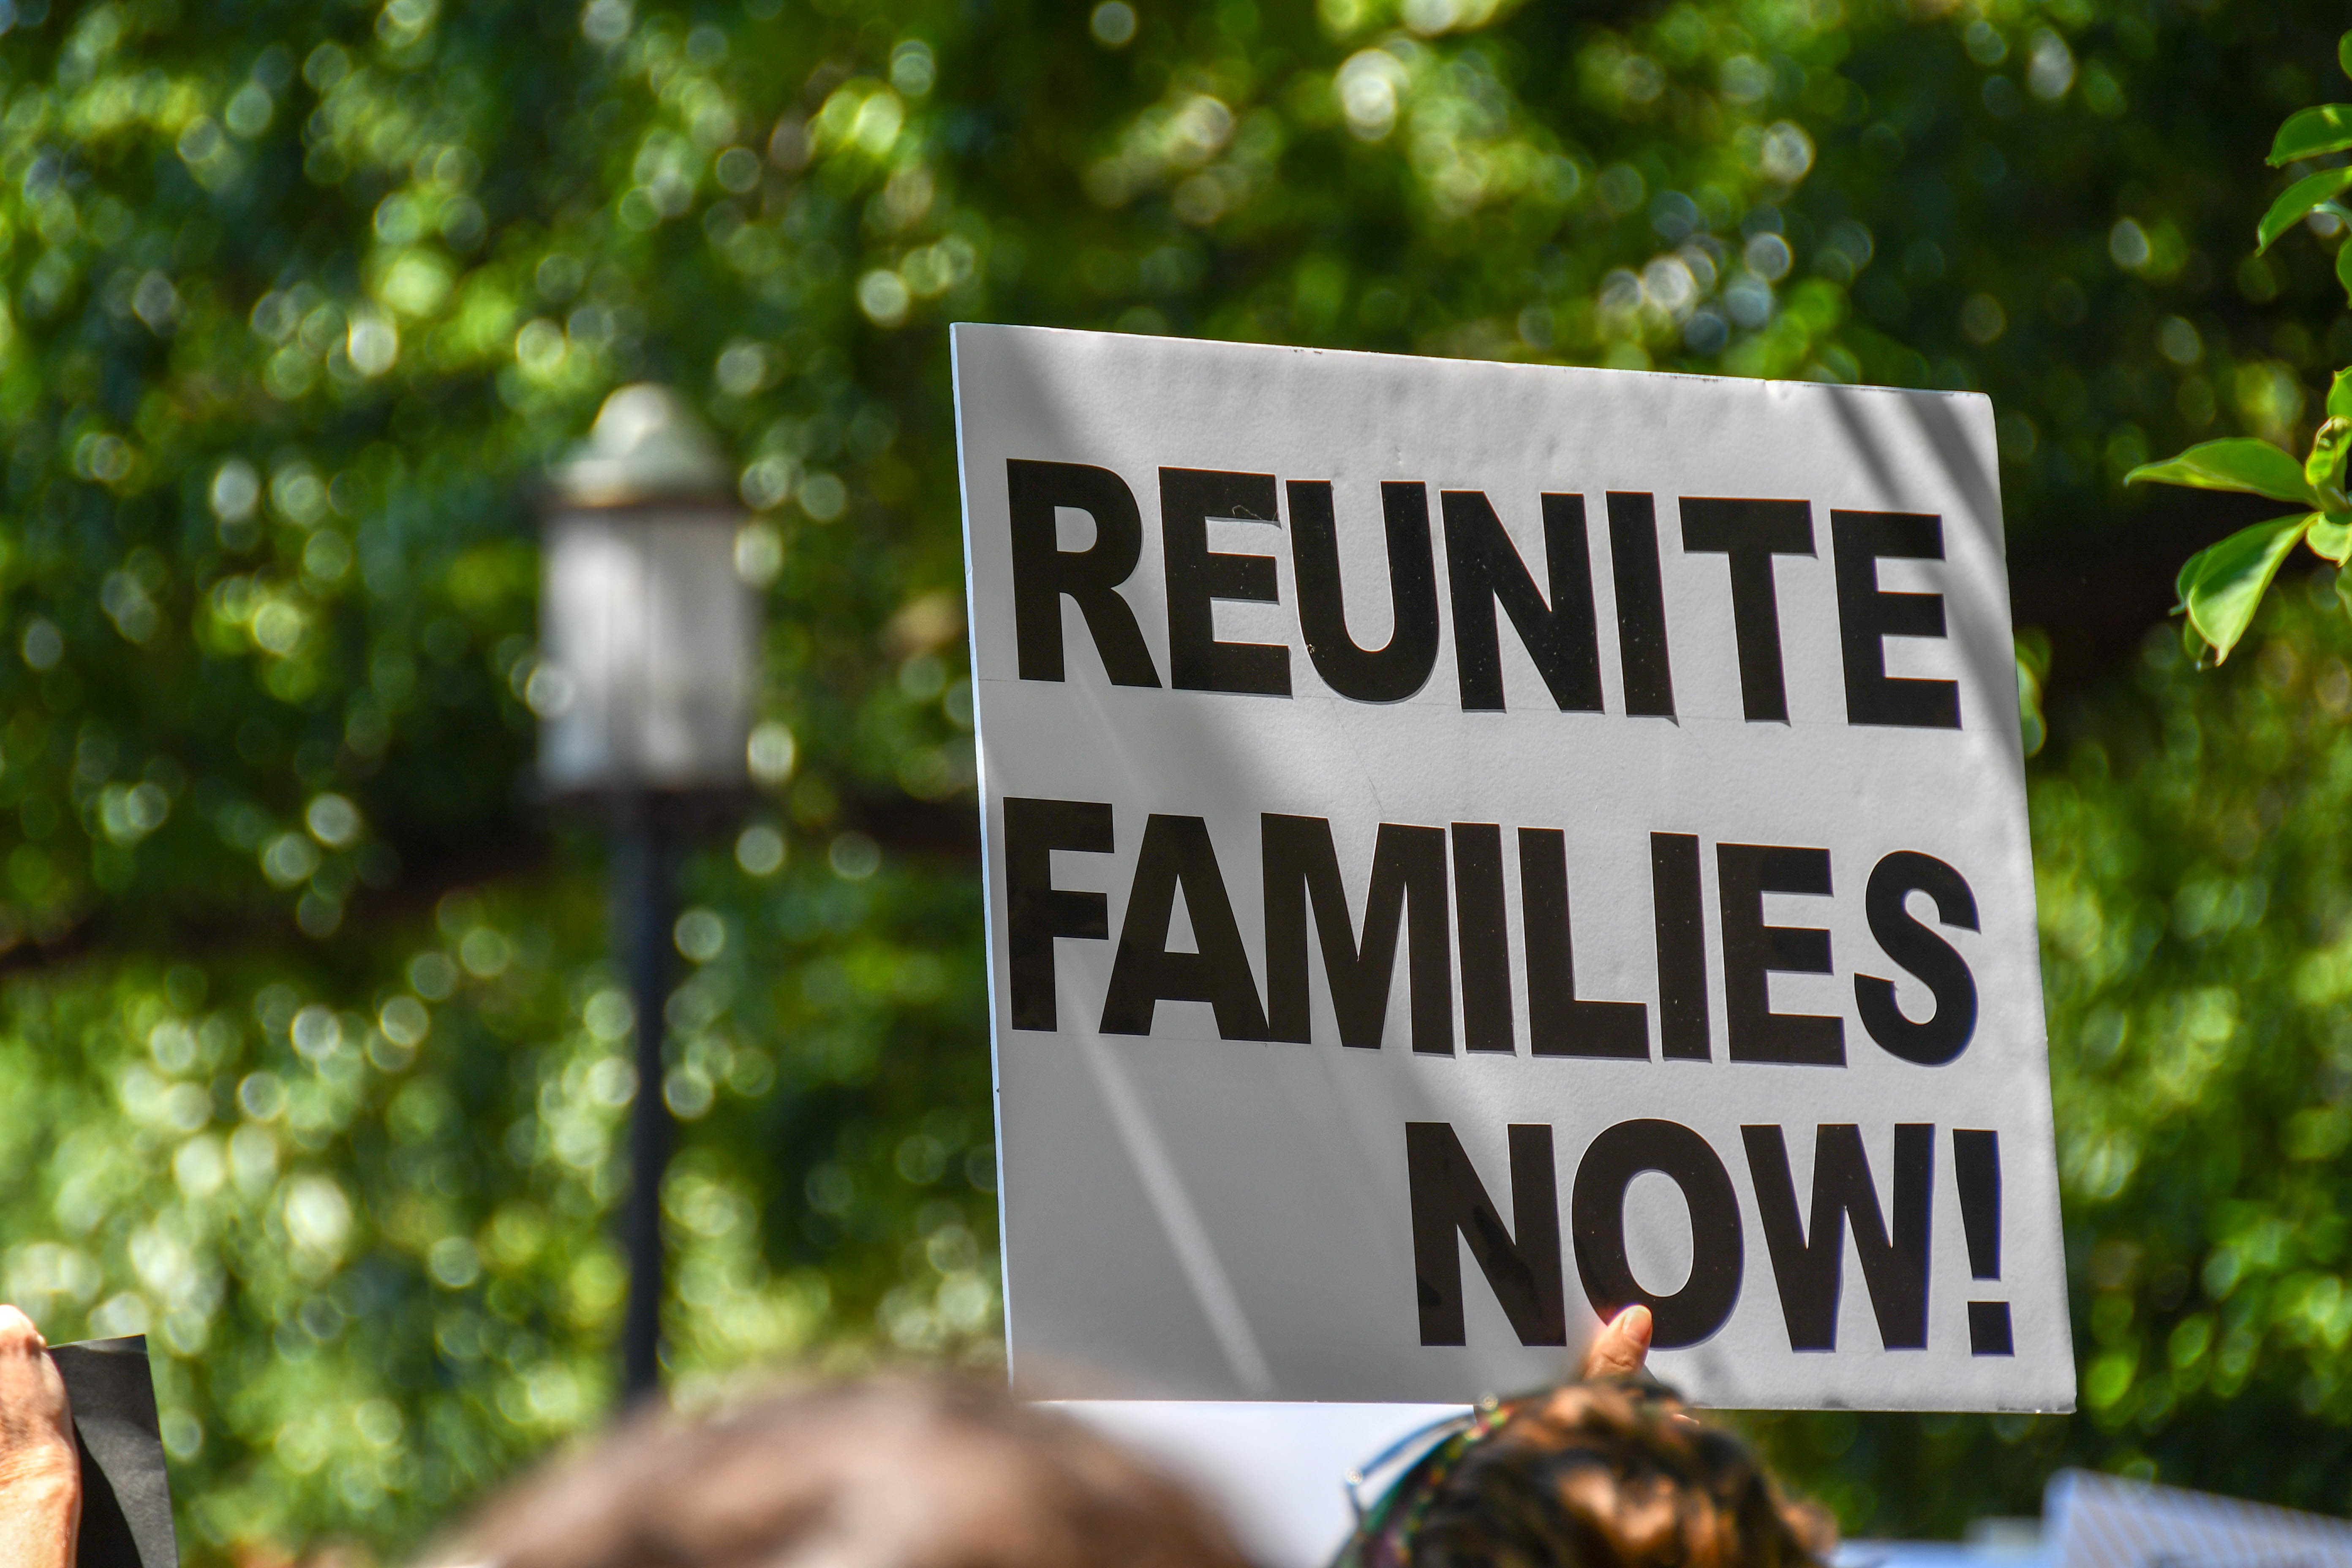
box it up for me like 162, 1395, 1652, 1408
1579, 1306, 1654, 1381
0, 1306, 80, 1568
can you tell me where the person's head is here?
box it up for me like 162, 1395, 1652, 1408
451, 1373, 1252, 1568
1337, 1377, 1834, 1568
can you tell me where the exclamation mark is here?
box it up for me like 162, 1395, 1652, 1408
1954, 1129, 2012, 1356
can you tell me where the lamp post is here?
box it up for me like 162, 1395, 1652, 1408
536, 384, 757, 1403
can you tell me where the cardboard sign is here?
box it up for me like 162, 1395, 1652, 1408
952, 324, 2073, 1411
52, 1337, 178, 1568
2045, 1469, 2352, 1568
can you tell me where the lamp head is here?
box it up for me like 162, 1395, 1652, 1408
535, 385, 759, 799
554, 384, 733, 507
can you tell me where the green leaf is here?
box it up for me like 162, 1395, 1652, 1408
2308, 511, 2352, 564
2269, 105, 2352, 164
2313, 419, 2352, 509
2341, 28, 2352, 81
2332, 368, 2352, 422
2259, 166, 2352, 252
2129, 438, 2319, 504
2338, 241, 2352, 309
2181, 514, 2317, 662
2014, 630, 2049, 760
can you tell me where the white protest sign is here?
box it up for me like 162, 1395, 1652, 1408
952, 323, 2074, 1412
2044, 1470, 2352, 1568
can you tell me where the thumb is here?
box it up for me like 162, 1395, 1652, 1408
1582, 1304, 1654, 1380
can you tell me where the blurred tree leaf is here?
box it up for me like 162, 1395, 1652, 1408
2015, 629, 2052, 759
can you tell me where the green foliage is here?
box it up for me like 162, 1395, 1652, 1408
2306, 419, 2352, 506
2130, 438, 2317, 505
2016, 628, 2053, 760
2268, 105, 2352, 167
2172, 514, 2318, 662
2259, 168, 2352, 256
0, 0, 2351, 1559
2138, 28, 2352, 662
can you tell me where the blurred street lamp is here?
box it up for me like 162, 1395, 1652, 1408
537, 384, 757, 1404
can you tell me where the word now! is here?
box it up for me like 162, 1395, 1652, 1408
1008, 800, 1981, 1067
1007, 459, 1963, 727
1412, 1118, 2013, 1356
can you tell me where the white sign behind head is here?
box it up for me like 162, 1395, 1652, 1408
2046, 1469, 2352, 1568
952, 323, 2074, 1412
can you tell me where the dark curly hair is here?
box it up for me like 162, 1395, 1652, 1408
1335, 1377, 1836, 1568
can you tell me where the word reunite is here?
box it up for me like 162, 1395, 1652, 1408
1007, 458, 1963, 729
